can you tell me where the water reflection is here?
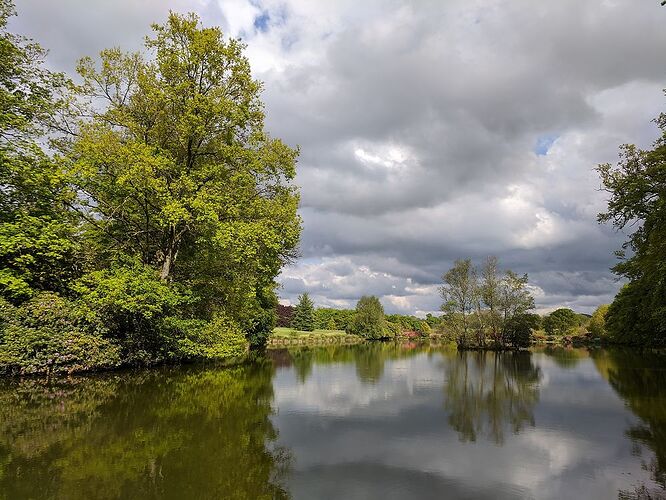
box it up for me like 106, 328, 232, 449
1, 345, 666, 499
443, 351, 540, 443
0, 363, 291, 500
592, 349, 666, 497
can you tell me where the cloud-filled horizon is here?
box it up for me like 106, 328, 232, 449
12, 0, 666, 315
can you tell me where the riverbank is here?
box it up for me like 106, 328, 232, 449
268, 328, 363, 347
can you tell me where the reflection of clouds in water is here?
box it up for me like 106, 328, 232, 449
274, 356, 444, 417
272, 349, 660, 500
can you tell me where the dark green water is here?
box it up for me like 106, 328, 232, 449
1, 344, 665, 499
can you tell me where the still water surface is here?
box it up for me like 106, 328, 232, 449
1, 344, 665, 499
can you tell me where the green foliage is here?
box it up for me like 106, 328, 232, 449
504, 313, 541, 348
384, 321, 401, 338
74, 263, 188, 331
440, 259, 476, 342
326, 318, 337, 330
0, 293, 121, 375
244, 286, 278, 349
70, 12, 300, 314
314, 307, 354, 330
348, 296, 387, 340
0, 1, 80, 303
160, 314, 248, 360
588, 304, 610, 337
425, 313, 443, 328
598, 107, 666, 345
605, 281, 666, 345
72, 263, 193, 363
291, 293, 315, 332
440, 256, 536, 348
385, 314, 431, 336
0, 8, 299, 373
544, 308, 580, 336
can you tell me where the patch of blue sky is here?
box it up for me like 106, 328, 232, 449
253, 11, 270, 33
534, 134, 559, 156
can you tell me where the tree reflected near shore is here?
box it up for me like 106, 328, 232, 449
593, 350, 666, 497
0, 363, 291, 500
443, 351, 541, 444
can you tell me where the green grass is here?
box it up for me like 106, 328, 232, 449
272, 327, 347, 338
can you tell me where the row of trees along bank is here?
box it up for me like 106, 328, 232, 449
0, 3, 301, 375
280, 273, 610, 348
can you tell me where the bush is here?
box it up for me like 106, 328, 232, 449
245, 288, 278, 349
314, 308, 354, 330
384, 321, 400, 338
385, 314, 433, 337
73, 264, 188, 329
347, 296, 387, 340
0, 293, 121, 375
504, 313, 541, 348
160, 314, 248, 361
72, 263, 189, 363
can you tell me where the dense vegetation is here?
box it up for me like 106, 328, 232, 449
598, 105, 666, 346
347, 296, 388, 340
0, 3, 300, 374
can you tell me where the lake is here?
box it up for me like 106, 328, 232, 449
1, 344, 665, 499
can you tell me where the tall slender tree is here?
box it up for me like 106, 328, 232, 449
291, 293, 315, 332
440, 259, 477, 346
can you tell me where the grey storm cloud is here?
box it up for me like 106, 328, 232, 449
12, 0, 666, 314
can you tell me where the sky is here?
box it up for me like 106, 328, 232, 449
11, 0, 666, 315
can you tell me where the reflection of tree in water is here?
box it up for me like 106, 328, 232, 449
541, 346, 588, 368
269, 343, 424, 385
443, 351, 541, 444
0, 362, 292, 499
593, 350, 666, 496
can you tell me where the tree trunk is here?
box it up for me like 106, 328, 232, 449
159, 226, 180, 280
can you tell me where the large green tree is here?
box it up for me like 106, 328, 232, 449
68, 12, 301, 341
598, 104, 666, 345
0, 0, 79, 302
348, 296, 387, 340
543, 308, 579, 335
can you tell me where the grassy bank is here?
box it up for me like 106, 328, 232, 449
268, 328, 363, 347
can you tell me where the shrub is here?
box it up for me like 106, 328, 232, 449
245, 288, 278, 349
384, 321, 400, 339
73, 264, 188, 330
504, 313, 541, 348
314, 308, 354, 330
72, 263, 189, 363
160, 314, 248, 361
0, 293, 121, 375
